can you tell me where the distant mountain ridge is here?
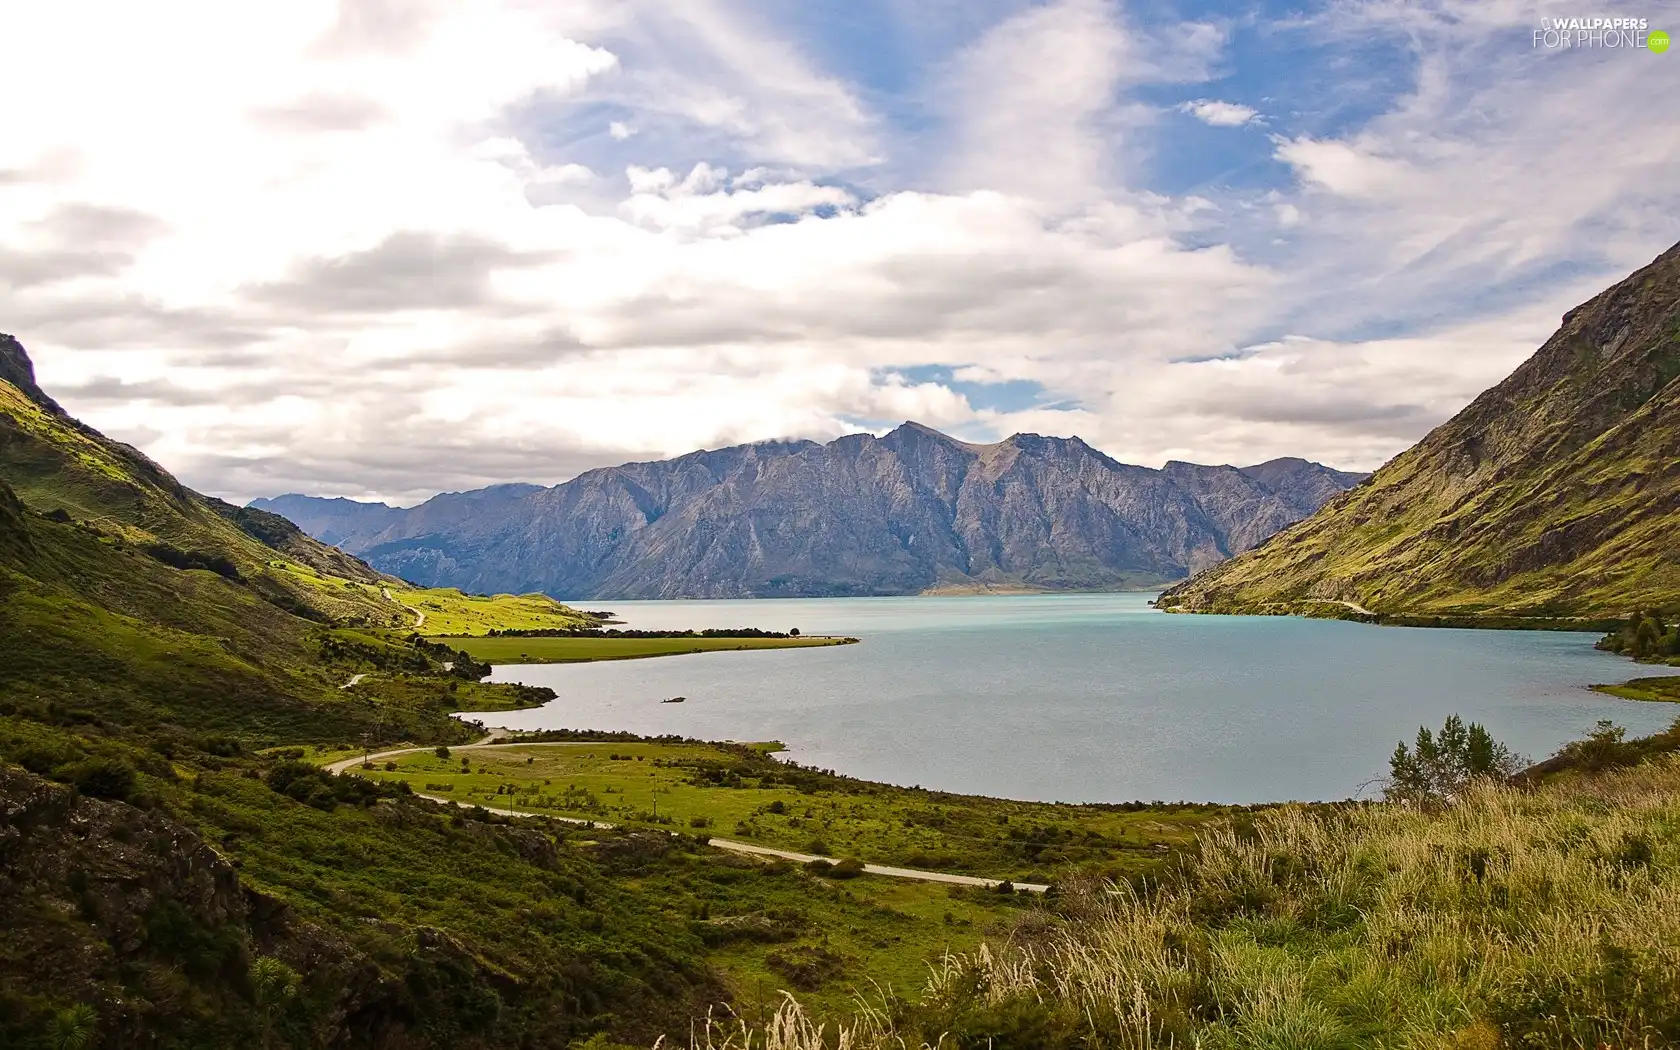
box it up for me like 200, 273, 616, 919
255, 426, 1365, 599
1159, 239, 1680, 617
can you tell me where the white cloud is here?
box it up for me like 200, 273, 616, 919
1180, 99, 1258, 126
1260, 0, 1680, 339
1272, 135, 1412, 198
608, 120, 636, 140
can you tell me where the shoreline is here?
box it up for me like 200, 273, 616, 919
439, 633, 858, 665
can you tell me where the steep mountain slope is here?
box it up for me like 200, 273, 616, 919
1160, 240, 1680, 617
257, 428, 1364, 599
0, 334, 399, 624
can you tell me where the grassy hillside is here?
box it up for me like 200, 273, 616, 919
1160, 241, 1680, 618
0, 339, 703, 1044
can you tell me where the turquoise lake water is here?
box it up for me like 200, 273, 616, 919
469, 593, 1680, 804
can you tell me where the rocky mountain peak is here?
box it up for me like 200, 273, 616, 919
258, 424, 1366, 598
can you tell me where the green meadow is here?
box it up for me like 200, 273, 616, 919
1596, 675, 1680, 703
358, 739, 1233, 884
393, 587, 598, 634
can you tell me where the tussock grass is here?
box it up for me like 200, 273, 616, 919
696, 757, 1680, 1048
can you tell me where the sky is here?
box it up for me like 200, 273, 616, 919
2, 0, 1677, 506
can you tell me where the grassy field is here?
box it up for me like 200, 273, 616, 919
356, 740, 1229, 884
441, 634, 857, 664
397, 587, 597, 634
625, 850, 1030, 1023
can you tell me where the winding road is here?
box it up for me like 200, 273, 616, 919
382, 587, 426, 629
328, 738, 1048, 893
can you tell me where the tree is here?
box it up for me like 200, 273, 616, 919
1601, 611, 1676, 659
1386, 714, 1520, 805
434, 745, 451, 760
1634, 617, 1662, 658
789, 627, 800, 637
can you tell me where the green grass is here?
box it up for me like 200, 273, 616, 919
1595, 675, 1680, 703
621, 850, 1022, 1023
442, 634, 857, 664
357, 740, 1228, 883
0, 713, 1041, 1045
399, 586, 596, 635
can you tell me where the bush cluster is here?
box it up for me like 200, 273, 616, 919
1599, 610, 1680, 660
141, 542, 242, 581
263, 760, 407, 811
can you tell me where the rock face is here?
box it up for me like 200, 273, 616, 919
0, 333, 67, 417
255, 428, 1364, 599
1160, 239, 1680, 617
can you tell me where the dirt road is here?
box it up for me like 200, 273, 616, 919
382, 587, 425, 629
328, 738, 1047, 893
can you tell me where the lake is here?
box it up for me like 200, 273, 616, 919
466, 593, 1680, 804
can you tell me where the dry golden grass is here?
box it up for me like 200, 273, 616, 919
687, 756, 1680, 1048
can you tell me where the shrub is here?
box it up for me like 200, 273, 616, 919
828, 857, 865, 879
63, 757, 138, 801
765, 945, 847, 992
1553, 719, 1630, 771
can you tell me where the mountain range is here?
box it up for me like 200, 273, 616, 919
1160, 239, 1680, 617
255, 430, 1366, 599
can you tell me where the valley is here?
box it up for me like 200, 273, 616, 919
4, 235, 1680, 1047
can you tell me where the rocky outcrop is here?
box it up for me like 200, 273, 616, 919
257, 429, 1364, 599
0, 333, 67, 417
0, 764, 486, 1048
